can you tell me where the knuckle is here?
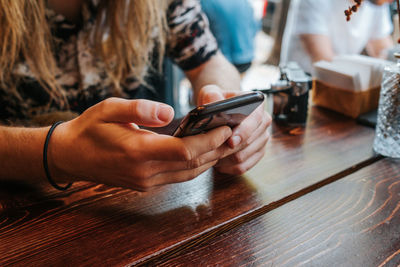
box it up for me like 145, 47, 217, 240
102, 97, 118, 108
237, 134, 251, 147
135, 168, 152, 181
187, 158, 202, 169
217, 129, 230, 145
243, 136, 252, 146
205, 132, 225, 150
95, 97, 118, 117
136, 178, 154, 190
177, 144, 193, 161
97, 98, 111, 114
124, 168, 155, 191
208, 136, 221, 149
233, 152, 245, 164
129, 100, 142, 118
134, 183, 153, 192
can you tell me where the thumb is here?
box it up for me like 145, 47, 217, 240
94, 97, 174, 127
198, 85, 225, 105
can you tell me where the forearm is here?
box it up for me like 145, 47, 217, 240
300, 34, 335, 63
366, 36, 394, 59
185, 52, 241, 104
0, 126, 48, 183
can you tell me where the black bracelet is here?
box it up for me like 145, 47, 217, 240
43, 121, 73, 191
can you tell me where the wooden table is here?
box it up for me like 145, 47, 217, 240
1, 105, 399, 266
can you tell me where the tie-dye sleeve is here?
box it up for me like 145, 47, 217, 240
166, 0, 218, 71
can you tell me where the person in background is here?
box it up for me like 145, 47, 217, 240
200, 0, 261, 76
280, 0, 394, 74
0, 0, 271, 191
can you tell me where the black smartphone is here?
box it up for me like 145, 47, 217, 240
172, 91, 264, 137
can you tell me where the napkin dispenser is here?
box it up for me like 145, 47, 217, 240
312, 55, 387, 118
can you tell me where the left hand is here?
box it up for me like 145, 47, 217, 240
197, 85, 272, 175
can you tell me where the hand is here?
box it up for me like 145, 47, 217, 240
197, 85, 272, 175
48, 97, 232, 191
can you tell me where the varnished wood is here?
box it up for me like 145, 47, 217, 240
0, 106, 378, 266
155, 158, 400, 267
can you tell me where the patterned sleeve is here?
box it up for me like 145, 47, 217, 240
166, 0, 218, 71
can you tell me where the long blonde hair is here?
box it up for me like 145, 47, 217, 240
0, 0, 167, 107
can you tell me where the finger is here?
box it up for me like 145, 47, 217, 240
215, 147, 266, 175
221, 90, 248, 99
129, 126, 232, 161
216, 149, 266, 175
227, 105, 269, 148
150, 159, 218, 186
91, 97, 174, 127
242, 110, 271, 146
144, 143, 232, 176
198, 85, 225, 105
114, 144, 230, 191
198, 86, 252, 106
217, 120, 268, 161
224, 109, 269, 153
216, 129, 269, 168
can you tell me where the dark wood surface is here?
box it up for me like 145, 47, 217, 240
155, 158, 400, 267
0, 106, 385, 266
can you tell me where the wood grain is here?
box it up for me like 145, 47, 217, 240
0, 107, 378, 266
155, 158, 400, 267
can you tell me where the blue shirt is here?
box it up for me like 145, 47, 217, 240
200, 0, 260, 65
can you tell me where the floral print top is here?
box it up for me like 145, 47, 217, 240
0, 0, 218, 125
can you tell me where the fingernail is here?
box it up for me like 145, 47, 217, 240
157, 105, 173, 122
232, 135, 241, 147
206, 91, 224, 103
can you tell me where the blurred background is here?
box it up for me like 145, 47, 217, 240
167, 0, 400, 118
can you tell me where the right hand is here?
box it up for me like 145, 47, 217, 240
48, 97, 232, 191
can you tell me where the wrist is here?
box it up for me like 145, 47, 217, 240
46, 122, 75, 185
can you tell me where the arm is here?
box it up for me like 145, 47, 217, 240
0, 53, 238, 183
0, 99, 233, 191
299, 34, 335, 63
184, 52, 241, 104
365, 36, 394, 59
0, 126, 48, 183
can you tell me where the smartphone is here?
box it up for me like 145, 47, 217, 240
172, 91, 264, 137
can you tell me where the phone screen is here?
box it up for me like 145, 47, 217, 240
173, 92, 264, 137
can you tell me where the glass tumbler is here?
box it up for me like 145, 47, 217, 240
373, 53, 400, 158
